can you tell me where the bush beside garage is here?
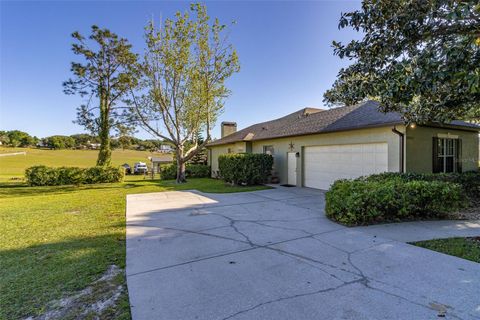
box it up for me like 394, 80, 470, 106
325, 171, 480, 226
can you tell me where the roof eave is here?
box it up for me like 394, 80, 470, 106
420, 123, 480, 132
207, 121, 405, 147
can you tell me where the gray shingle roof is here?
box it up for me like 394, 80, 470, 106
207, 100, 480, 146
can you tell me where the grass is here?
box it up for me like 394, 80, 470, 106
412, 237, 480, 263
0, 147, 270, 319
0, 178, 269, 319
0, 147, 165, 182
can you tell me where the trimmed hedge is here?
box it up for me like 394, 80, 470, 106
218, 153, 273, 185
325, 178, 466, 226
186, 164, 211, 178
25, 165, 124, 186
160, 164, 211, 180
361, 171, 480, 202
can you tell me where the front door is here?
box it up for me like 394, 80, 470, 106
287, 152, 297, 186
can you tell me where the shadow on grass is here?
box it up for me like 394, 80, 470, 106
0, 184, 115, 198
0, 233, 129, 320
0, 181, 28, 188
0, 178, 271, 198
0, 180, 158, 198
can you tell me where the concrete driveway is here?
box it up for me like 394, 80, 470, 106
126, 187, 480, 320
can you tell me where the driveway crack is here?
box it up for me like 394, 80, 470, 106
127, 229, 343, 277
208, 212, 256, 246
221, 279, 363, 320
345, 249, 466, 320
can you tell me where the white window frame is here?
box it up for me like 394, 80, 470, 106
437, 138, 457, 173
263, 145, 274, 156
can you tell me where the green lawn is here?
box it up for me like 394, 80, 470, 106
0, 147, 165, 182
0, 153, 269, 319
412, 237, 480, 263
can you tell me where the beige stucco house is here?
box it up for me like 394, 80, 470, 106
207, 101, 479, 190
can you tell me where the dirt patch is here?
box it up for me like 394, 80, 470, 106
25, 265, 127, 320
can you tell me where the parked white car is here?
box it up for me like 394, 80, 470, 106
133, 162, 149, 174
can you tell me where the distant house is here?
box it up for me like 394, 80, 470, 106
36, 141, 46, 148
158, 144, 174, 153
88, 143, 101, 150
207, 100, 480, 190
148, 154, 174, 175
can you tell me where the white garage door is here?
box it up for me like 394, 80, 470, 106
304, 143, 388, 190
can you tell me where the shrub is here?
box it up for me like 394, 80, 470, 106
160, 164, 177, 180
25, 165, 124, 186
25, 166, 60, 186
160, 164, 210, 180
361, 171, 480, 202
218, 153, 273, 185
187, 164, 211, 178
57, 167, 85, 185
84, 166, 125, 184
325, 178, 466, 226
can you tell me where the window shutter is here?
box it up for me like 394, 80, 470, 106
456, 139, 462, 173
432, 137, 440, 173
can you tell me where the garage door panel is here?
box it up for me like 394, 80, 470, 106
375, 153, 388, 163
375, 143, 388, 153
362, 165, 378, 174
304, 143, 388, 190
347, 164, 365, 174
362, 153, 375, 162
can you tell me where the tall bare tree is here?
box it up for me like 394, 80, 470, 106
129, 4, 240, 182
64, 26, 138, 166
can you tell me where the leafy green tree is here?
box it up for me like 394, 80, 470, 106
45, 135, 76, 149
6, 130, 35, 147
129, 136, 142, 146
324, 1, 480, 123
115, 125, 134, 150
136, 140, 157, 152
110, 138, 120, 149
129, 4, 240, 182
63, 25, 138, 166
186, 132, 207, 164
0, 131, 10, 146
70, 134, 99, 148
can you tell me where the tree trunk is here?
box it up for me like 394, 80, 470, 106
96, 91, 111, 166
97, 127, 111, 166
176, 160, 186, 183
176, 145, 187, 183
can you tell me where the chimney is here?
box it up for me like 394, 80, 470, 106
221, 121, 237, 138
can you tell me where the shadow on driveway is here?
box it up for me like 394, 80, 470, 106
126, 187, 480, 320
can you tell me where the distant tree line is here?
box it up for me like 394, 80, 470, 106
0, 130, 174, 152
0, 130, 39, 147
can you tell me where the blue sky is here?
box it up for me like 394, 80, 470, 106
0, 0, 361, 139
